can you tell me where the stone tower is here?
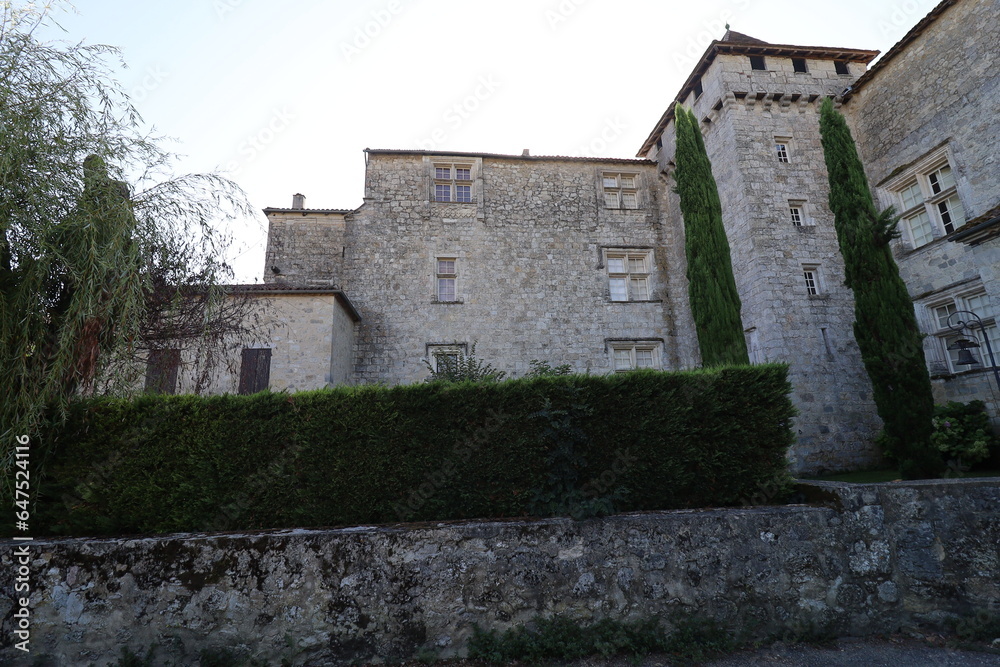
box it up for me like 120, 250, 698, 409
638, 31, 884, 473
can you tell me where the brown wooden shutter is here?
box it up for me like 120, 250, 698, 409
239, 348, 272, 394
144, 349, 180, 394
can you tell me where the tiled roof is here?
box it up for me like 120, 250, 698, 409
721, 30, 770, 45
262, 207, 356, 215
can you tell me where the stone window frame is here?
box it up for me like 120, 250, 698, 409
834, 60, 851, 75
749, 55, 767, 71
603, 247, 654, 302
919, 284, 999, 376
434, 255, 462, 303
801, 263, 823, 296
881, 147, 966, 250
428, 158, 480, 204
788, 199, 811, 227
601, 171, 642, 210
606, 339, 663, 372
774, 136, 792, 163
425, 342, 468, 373
792, 57, 808, 73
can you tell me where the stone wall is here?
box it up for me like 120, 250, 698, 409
342, 151, 697, 385
175, 291, 357, 394
648, 49, 884, 473
844, 0, 1000, 421
3, 479, 997, 665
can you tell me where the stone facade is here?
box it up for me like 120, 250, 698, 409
843, 0, 1000, 419
161, 289, 359, 395
3, 478, 998, 664
251, 0, 997, 474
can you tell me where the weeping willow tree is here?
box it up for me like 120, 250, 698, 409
673, 104, 749, 367
818, 97, 943, 479
1, 4, 260, 475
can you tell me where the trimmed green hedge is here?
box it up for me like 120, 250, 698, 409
31, 365, 795, 536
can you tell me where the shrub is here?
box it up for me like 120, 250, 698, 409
28, 365, 795, 536
931, 400, 998, 467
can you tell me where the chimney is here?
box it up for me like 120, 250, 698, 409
521, 149, 530, 156
292, 193, 306, 209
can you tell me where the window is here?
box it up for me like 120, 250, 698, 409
802, 264, 821, 295
144, 349, 180, 394
606, 249, 651, 301
433, 163, 473, 202
238, 348, 271, 395
435, 257, 458, 302
792, 58, 808, 73
924, 290, 999, 374
774, 137, 791, 163
887, 152, 965, 248
426, 343, 467, 372
789, 200, 809, 227
692, 78, 703, 99
834, 60, 850, 75
609, 341, 660, 371
602, 172, 640, 209
750, 55, 767, 71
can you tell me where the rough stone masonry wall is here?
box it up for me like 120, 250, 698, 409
651, 52, 883, 474
342, 153, 698, 385
2, 479, 997, 665
845, 0, 1000, 421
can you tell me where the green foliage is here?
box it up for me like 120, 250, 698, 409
673, 104, 749, 367
819, 97, 943, 479
526, 359, 573, 377
0, 3, 253, 491
932, 400, 997, 466
30, 365, 795, 536
468, 616, 669, 661
423, 342, 507, 383
468, 614, 736, 664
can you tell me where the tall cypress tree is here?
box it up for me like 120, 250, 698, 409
818, 97, 943, 478
673, 104, 749, 367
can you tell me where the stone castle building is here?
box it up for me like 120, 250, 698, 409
158, 0, 999, 475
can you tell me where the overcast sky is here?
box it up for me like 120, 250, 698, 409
37, 0, 937, 281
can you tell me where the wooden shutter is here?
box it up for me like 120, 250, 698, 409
239, 348, 272, 394
144, 349, 180, 394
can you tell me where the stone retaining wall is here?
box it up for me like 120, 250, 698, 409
2, 479, 998, 665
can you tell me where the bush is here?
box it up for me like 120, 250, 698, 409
931, 400, 998, 468
28, 365, 795, 536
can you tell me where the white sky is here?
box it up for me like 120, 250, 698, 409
37, 0, 937, 282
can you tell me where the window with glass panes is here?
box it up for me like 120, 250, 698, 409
606, 250, 650, 301
890, 156, 965, 248
802, 265, 821, 295
433, 163, 473, 202
602, 173, 639, 209
929, 291, 999, 373
436, 258, 457, 301
611, 343, 659, 371
775, 137, 791, 163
